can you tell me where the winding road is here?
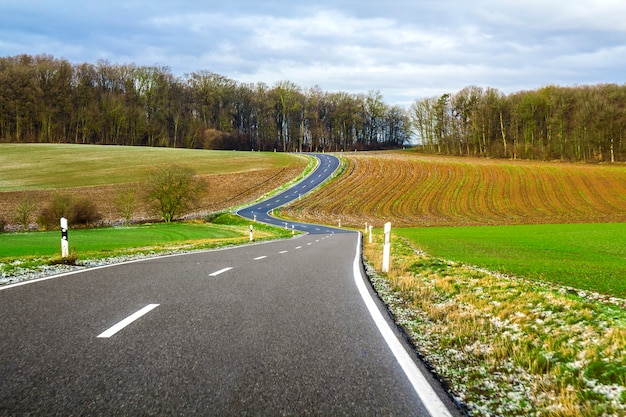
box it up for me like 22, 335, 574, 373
237, 152, 344, 233
0, 153, 460, 416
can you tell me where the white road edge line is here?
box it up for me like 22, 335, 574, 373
209, 267, 233, 276
97, 304, 159, 338
352, 233, 453, 417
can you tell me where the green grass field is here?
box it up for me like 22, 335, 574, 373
395, 223, 626, 297
0, 144, 299, 191
0, 222, 245, 258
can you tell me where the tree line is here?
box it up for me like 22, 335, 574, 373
410, 84, 626, 162
2, 54, 625, 162
0, 54, 409, 151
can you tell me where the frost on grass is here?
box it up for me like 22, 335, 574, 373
364, 238, 626, 417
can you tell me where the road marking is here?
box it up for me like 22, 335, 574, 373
254, 256, 267, 260
295, 246, 302, 249
97, 304, 159, 338
307, 242, 313, 245
209, 267, 233, 276
279, 250, 288, 254
352, 234, 453, 417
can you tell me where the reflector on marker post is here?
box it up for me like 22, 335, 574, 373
60, 217, 69, 258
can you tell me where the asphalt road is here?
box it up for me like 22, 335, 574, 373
0, 153, 460, 416
237, 153, 345, 233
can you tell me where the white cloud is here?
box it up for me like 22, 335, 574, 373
1, 0, 624, 105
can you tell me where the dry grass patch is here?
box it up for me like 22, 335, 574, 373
364, 235, 626, 416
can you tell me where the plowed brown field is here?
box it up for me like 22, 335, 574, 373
282, 151, 626, 228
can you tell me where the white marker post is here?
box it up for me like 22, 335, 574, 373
369, 225, 373, 244
292, 225, 295, 235
60, 217, 69, 258
382, 222, 391, 273
253, 214, 257, 222
249, 225, 254, 241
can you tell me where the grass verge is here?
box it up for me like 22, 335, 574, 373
0, 214, 295, 284
363, 233, 626, 416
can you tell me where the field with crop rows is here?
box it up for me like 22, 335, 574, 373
282, 151, 626, 228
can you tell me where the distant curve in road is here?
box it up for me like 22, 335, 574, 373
237, 153, 346, 234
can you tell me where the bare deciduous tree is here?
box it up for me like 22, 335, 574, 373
144, 165, 204, 223
114, 188, 137, 225
13, 196, 36, 230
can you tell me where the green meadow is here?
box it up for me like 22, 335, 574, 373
0, 143, 298, 191
395, 222, 626, 297
0, 222, 243, 259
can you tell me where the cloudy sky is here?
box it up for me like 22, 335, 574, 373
1, 0, 625, 106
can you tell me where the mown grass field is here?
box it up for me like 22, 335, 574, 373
0, 143, 299, 191
395, 223, 626, 298
0, 222, 243, 258
0, 144, 308, 225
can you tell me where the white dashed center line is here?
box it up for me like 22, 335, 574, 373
209, 267, 233, 277
254, 256, 267, 260
97, 304, 159, 338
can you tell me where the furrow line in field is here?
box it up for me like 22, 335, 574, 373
282, 151, 626, 228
